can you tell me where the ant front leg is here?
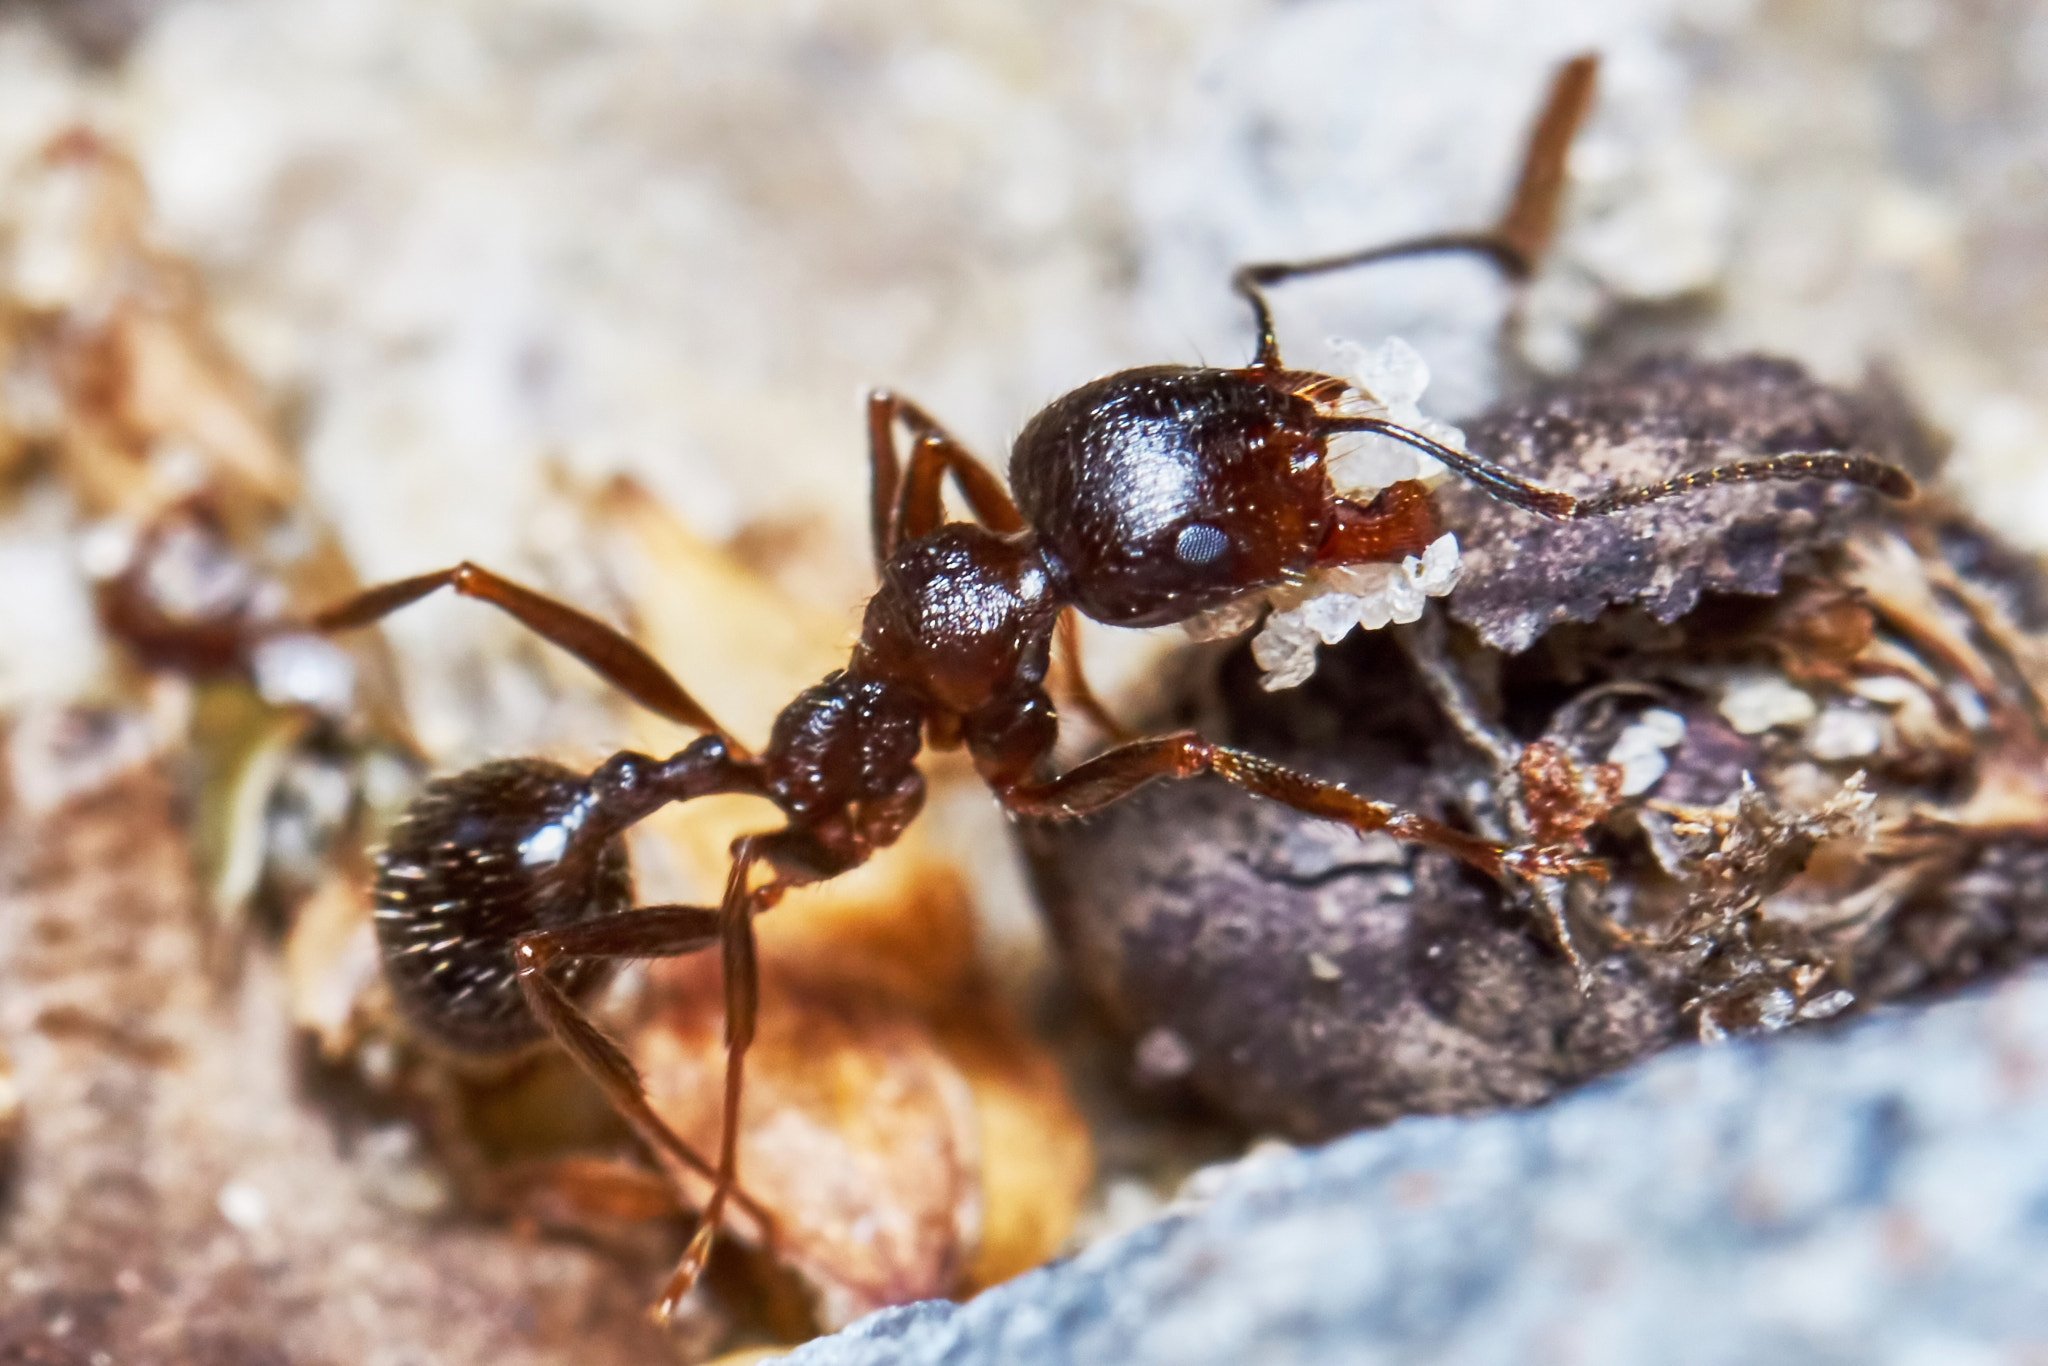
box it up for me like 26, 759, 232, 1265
1232, 53, 1598, 368
995, 731, 1602, 884
309, 560, 737, 742
1054, 609, 1132, 743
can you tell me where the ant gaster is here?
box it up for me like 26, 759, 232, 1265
308, 54, 1912, 1317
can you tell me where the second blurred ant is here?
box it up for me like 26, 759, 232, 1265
306, 54, 1912, 1317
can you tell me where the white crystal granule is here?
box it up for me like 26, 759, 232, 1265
1248, 532, 1462, 691
1323, 335, 1467, 499
1604, 707, 1688, 797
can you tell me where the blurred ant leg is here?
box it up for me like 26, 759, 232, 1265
512, 906, 780, 1238
491, 1153, 679, 1228
310, 561, 735, 741
998, 731, 1601, 883
1054, 609, 1133, 743
1319, 417, 1916, 520
654, 831, 789, 1317
1232, 53, 1598, 368
1491, 52, 1601, 272
867, 390, 1024, 567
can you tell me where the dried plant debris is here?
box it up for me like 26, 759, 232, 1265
0, 127, 419, 948
0, 765, 684, 1366
1022, 354, 2048, 1142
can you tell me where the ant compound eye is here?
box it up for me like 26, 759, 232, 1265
1174, 523, 1230, 566
375, 758, 631, 1055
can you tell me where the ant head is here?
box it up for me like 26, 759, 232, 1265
1009, 366, 1337, 628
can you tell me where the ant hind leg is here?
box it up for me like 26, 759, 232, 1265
515, 896, 784, 1320
309, 561, 735, 741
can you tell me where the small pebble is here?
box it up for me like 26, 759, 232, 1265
1719, 671, 1818, 734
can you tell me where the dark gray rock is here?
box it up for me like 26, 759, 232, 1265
788, 966, 2048, 1365
1020, 628, 1682, 1140
1443, 356, 1942, 655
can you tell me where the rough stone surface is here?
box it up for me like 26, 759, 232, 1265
1021, 627, 1682, 1141
788, 965, 2048, 1366
1443, 356, 1943, 654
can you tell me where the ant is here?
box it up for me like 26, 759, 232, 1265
303, 53, 1912, 1319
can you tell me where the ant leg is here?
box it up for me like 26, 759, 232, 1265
650, 831, 787, 1316
515, 900, 786, 1316
1054, 609, 1133, 743
309, 561, 734, 741
1318, 417, 1916, 520
867, 390, 1023, 568
998, 731, 1600, 884
1232, 53, 1598, 367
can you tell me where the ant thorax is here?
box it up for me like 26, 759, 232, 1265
854, 523, 1060, 716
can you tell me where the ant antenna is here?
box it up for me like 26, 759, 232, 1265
1232, 53, 1598, 369
1319, 415, 1917, 520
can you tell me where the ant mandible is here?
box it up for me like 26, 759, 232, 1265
306, 54, 1912, 1318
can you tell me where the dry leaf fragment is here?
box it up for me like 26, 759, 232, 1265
1842, 529, 2003, 701
4, 128, 297, 521
638, 954, 983, 1330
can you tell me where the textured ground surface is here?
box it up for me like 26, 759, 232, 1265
0, 762, 683, 1366
789, 964, 2048, 1366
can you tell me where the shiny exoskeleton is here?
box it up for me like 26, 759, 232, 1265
313, 54, 1913, 1318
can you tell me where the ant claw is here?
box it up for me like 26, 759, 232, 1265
1501, 844, 1609, 882
651, 1223, 717, 1324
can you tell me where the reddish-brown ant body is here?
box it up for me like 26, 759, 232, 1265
307, 55, 1912, 1317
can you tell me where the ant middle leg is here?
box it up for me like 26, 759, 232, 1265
309, 560, 735, 740
997, 731, 1600, 883
1232, 53, 1599, 368
1053, 609, 1133, 744
648, 829, 791, 1315
647, 798, 922, 1314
